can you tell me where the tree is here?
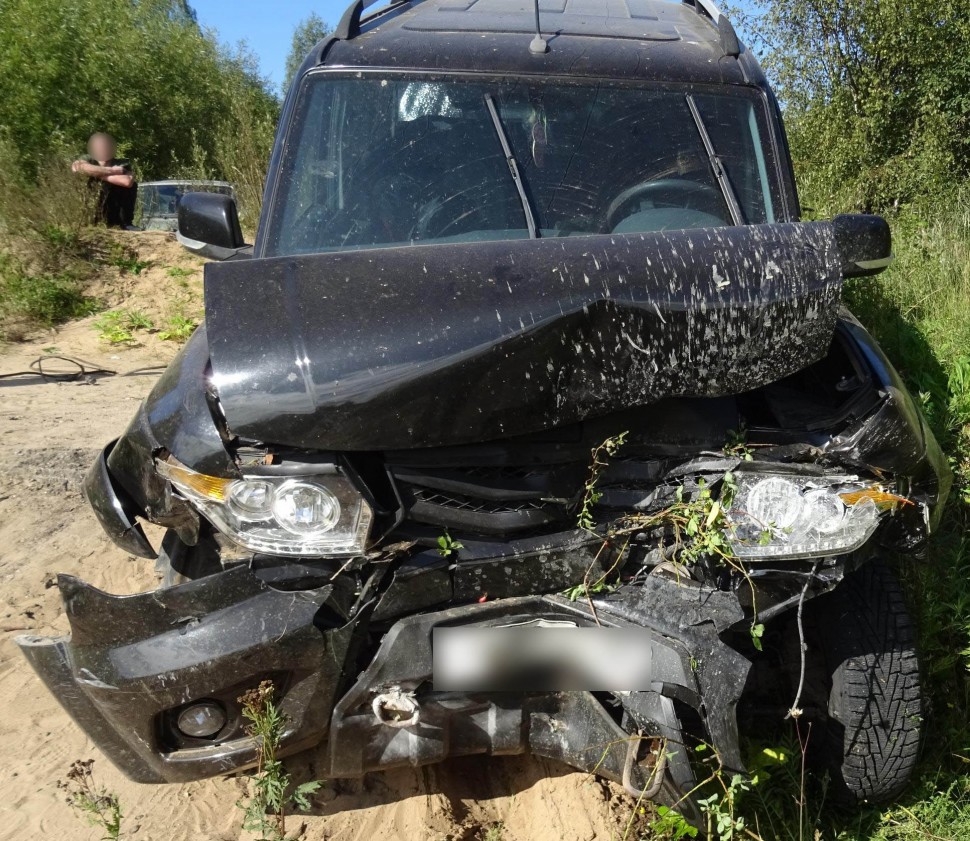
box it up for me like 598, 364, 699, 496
284, 13, 332, 87
0, 0, 279, 183
160, 0, 199, 23
730, 0, 970, 213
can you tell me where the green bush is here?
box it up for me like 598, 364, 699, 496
0, 257, 98, 338
92, 309, 154, 345
733, 0, 970, 213
0, 0, 280, 322
0, 0, 279, 184
0, 137, 104, 339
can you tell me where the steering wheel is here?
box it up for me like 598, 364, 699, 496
604, 179, 723, 232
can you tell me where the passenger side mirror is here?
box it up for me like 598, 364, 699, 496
833, 214, 893, 278
177, 192, 249, 261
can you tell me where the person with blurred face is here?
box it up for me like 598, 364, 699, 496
72, 133, 137, 228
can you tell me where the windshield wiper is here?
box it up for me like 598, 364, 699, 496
686, 95, 745, 227
484, 94, 539, 239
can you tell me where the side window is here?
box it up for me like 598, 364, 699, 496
694, 95, 778, 224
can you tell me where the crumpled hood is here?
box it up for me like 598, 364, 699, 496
204, 223, 843, 450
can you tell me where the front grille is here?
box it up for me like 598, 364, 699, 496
411, 487, 548, 515
390, 455, 665, 537
391, 462, 583, 536
457, 465, 544, 481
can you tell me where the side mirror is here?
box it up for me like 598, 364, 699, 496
833, 214, 893, 278
177, 192, 248, 261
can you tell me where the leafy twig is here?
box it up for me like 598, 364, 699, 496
58, 759, 123, 841
437, 531, 464, 559
786, 560, 822, 719
577, 431, 628, 531
237, 681, 323, 841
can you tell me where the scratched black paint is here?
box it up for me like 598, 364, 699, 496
206, 223, 842, 450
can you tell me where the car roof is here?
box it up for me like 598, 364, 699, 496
317, 0, 764, 87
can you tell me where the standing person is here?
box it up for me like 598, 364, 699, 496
71, 133, 138, 228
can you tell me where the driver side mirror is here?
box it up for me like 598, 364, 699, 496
833, 214, 893, 278
177, 192, 250, 261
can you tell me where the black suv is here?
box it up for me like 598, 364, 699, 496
19, 0, 951, 821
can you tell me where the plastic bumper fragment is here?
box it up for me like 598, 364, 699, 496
17, 565, 355, 783
83, 442, 155, 559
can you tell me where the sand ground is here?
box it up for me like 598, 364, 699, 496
0, 233, 639, 841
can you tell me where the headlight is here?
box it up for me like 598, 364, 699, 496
272, 481, 342, 535
156, 458, 373, 557
727, 474, 888, 559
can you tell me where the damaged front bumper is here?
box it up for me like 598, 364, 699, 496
18, 566, 358, 783
17, 536, 859, 793
19, 291, 953, 795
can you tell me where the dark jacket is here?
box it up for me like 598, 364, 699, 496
87, 157, 137, 228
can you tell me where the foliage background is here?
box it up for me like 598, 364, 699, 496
0, 0, 293, 337
0, 0, 279, 185
284, 12, 333, 85
723, 2, 970, 838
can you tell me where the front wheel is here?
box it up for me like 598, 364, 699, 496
807, 559, 923, 805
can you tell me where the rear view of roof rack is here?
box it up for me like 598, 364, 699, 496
335, 0, 409, 40
683, 0, 740, 56
335, 0, 741, 58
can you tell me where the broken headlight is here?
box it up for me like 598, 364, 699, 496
156, 458, 373, 557
727, 474, 891, 559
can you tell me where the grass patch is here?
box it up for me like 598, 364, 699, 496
158, 313, 197, 342
1, 267, 98, 326
93, 308, 154, 345
844, 202, 970, 493
0, 254, 100, 339
157, 280, 202, 344
104, 242, 151, 276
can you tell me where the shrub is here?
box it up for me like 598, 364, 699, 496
0, 256, 98, 339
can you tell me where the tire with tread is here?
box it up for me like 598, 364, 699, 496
810, 558, 922, 805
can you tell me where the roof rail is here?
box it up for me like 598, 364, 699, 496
335, 0, 410, 40
686, 0, 722, 22
682, 0, 740, 57
336, 0, 739, 52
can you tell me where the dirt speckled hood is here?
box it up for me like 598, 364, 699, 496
204, 223, 843, 450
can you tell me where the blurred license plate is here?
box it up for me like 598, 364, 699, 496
433, 622, 653, 691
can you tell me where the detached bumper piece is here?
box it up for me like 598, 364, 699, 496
84, 443, 156, 559
327, 595, 705, 800
18, 552, 764, 804
17, 566, 356, 784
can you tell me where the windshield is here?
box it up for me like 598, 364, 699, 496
265, 76, 781, 256
140, 183, 233, 217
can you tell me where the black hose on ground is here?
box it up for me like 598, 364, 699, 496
0, 355, 117, 381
